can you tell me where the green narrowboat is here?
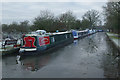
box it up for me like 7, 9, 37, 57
19, 30, 74, 55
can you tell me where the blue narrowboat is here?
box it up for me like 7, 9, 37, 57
72, 30, 78, 39
72, 29, 89, 39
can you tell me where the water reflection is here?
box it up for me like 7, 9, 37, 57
20, 55, 51, 71
73, 40, 78, 46
85, 35, 98, 53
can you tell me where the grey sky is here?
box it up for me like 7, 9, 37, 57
1, 2, 106, 24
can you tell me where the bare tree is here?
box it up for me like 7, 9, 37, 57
82, 9, 100, 28
58, 11, 76, 30
103, 1, 120, 33
36, 10, 54, 20
20, 20, 30, 32
32, 10, 55, 31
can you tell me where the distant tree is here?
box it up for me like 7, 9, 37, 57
19, 20, 30, 33
81, 19, 90, 29
73, 20, 82, 30
8, 22, 19, 33
2, 20, 30, 33
82, 9, 100, 29
58, 11, 76, 30
2, 24, 9, 32
32, 10, 55, 32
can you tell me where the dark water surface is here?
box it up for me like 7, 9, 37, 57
2, 32, 120, 78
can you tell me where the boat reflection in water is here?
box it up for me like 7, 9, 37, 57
73, 40, 78, 46
16, 55, 51, 71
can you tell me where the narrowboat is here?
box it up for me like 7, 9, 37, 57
77, 29, 89, 38
88, 29, 96, 35
19, 30, 74, 55
1, 39, 20, 56
72, 29, 89, 39
72, 30, 78, 39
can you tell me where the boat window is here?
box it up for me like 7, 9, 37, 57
66, 35, 68, 39
51, 37, 55, 42
70, 34, 71, 37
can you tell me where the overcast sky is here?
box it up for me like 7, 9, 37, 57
1, 2, 107, 24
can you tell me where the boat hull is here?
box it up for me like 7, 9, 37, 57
19, 32, 74, 55
20, 37, 73, 55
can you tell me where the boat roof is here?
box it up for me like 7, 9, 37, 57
25, 31, 71, 36
52, 31, 71, 35
77, 30, 88, 33
36, 30, 46, 32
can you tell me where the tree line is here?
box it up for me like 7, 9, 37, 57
2, 1, 120, 36
2, 9, 101, 36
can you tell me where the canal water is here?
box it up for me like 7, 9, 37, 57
2, 32, 120, 78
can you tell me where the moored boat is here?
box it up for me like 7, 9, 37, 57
19, 29, 97, 55
72, 29, 89, 39
72, 30, 78, 39
1, 39, 20, 56
19, 30, 74, 55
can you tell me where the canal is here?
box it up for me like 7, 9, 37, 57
2, 32, 119, 78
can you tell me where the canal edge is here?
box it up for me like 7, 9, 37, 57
105, 32, 120, 53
